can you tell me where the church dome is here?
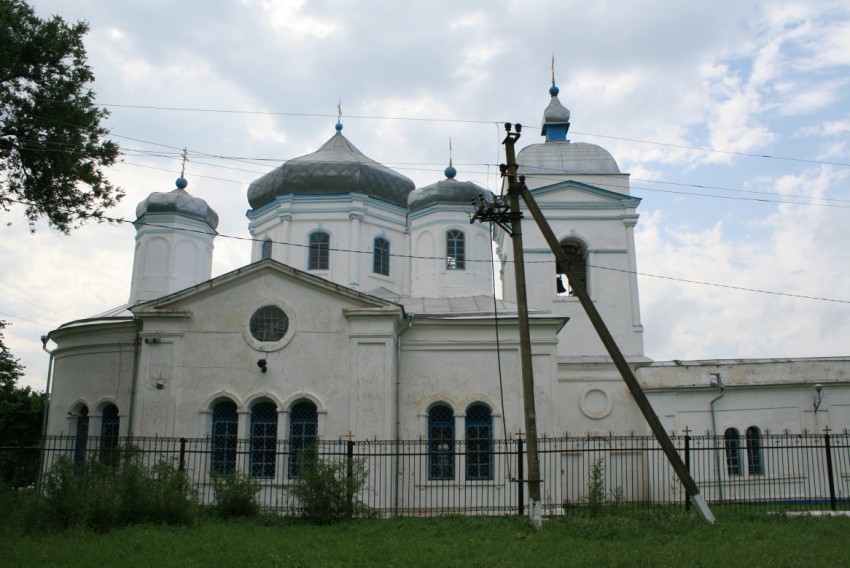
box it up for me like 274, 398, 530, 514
135, 177, 219, 228
408, 165, 493, 212
518, 81, 620, 175
247, 124, 415, 209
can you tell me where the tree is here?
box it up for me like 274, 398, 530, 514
0, 320, 44, 486
0, 0, 122, 233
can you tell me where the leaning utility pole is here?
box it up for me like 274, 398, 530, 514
473, 122, 715, 525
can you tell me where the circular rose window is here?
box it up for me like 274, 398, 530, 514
249, 305, 289, 342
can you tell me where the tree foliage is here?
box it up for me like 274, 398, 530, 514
0, 0, 121, 233
0, 320, 43, 446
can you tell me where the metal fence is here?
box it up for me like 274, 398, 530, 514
5, 431, 848, 515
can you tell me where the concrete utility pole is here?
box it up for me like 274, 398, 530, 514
473, 123, 543, 530
473, 122, 715, 525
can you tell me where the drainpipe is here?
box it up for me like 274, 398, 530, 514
40, 336, 54, 437
127, 317, 142, 438
709, 374, 725, 501
394, 312, 414, 513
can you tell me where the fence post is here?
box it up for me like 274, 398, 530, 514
347, 438, 355, 517
684, 428, 691, 511
179, 437, 187, 472
516, 436, 524, 516
823, 427, 837, 511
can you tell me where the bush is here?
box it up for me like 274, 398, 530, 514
585, 458, 624, 517
36, 451, 197, 531
289, 446, 372, 524
211, 470, 260, 518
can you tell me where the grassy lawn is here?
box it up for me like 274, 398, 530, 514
2, 510, 849, 567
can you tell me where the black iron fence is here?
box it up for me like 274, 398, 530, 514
4, 431, 848, 515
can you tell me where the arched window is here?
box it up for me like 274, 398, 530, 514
308, 231, 330, 270
211, 400, 238, 474
724, 428, 741, 476
250, 402, 278, 478
373, 237, 390, 276
288, 401, 318, 478
261, 239, 273, 260
428, 404, 455, 480
99, 404, 120, 464
73, 405, 89, 465
746, 426, 763, 475
446, 230, 465, 270
556, 238, 588, 296
465, 404, 493, 481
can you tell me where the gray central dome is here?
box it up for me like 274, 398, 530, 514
247, 129, 415, 209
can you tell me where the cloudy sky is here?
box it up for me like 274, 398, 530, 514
3, 0, 850, 390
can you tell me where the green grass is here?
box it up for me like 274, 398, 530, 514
2, 509, 849, 567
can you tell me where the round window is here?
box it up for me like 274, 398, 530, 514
249, 305, 289, 342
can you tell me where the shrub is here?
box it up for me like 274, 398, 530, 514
289, 446, 372, 524
211, 470, 260, 518
585, 458, 624, 517
36, 451, 197, 531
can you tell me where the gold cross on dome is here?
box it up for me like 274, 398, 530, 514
551, 54, 555, 85
180, 147, 189, 178
337, 99, 343, 123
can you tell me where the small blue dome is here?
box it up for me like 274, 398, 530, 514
444, 165, 457, 179
176, 177, 188, 189
549, 84, 559, 97
335, 122, 343, 133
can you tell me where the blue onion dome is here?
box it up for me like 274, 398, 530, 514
247, 126, 415, 209
408, 167, 493, 213
135, 177, 219, 228
541, 83, 571, 137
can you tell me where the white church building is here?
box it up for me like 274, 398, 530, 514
43, 84, 850, 504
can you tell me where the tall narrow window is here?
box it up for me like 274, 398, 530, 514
557, 238, 587, 296
73, 405, 89, 465
261, 239, 273, 260
465, 404, 493, 481
746, 426, 763, 475
428, 404, 455, 480
288, 401, 318, 478
724, 428, 741, 476
99, 404, 120, 464
373, 237, 390, 276
308, 231, 330, 270
211, 400, 238, 474
250, 402, 278, 478
446, 229, 465, 270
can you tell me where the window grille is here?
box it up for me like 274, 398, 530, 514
308, 231, 330, 270
724, 428, 741, 475
261, 239, 273, 260
465, 404, 493, 481
746, 426, 763, 475
373, 237, 390, 276
428, 404, 455, 480
73, 406, 89, 465
211, 400, 238, 474
446, 230, 465, 270
250, 402, 278, 478
289, 401, 318, 478
99, 404, 120, 464
249, 305, 289, 342
557, 239, 588, 296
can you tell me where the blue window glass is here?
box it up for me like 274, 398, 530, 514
746, 426, 763, 475
99, 404, 120, 464
373, 237, 390, 276
428, 404, 455, 480
446, 230, 465, 270
289, 401, 318, 478
724, 428, 741, 476
308, 231, 330, 270
211, 400, 238, 474
250, 402, 278, 478
73, 405, 89, 465
465, 404, 493, 481
261, 239, 273, 260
